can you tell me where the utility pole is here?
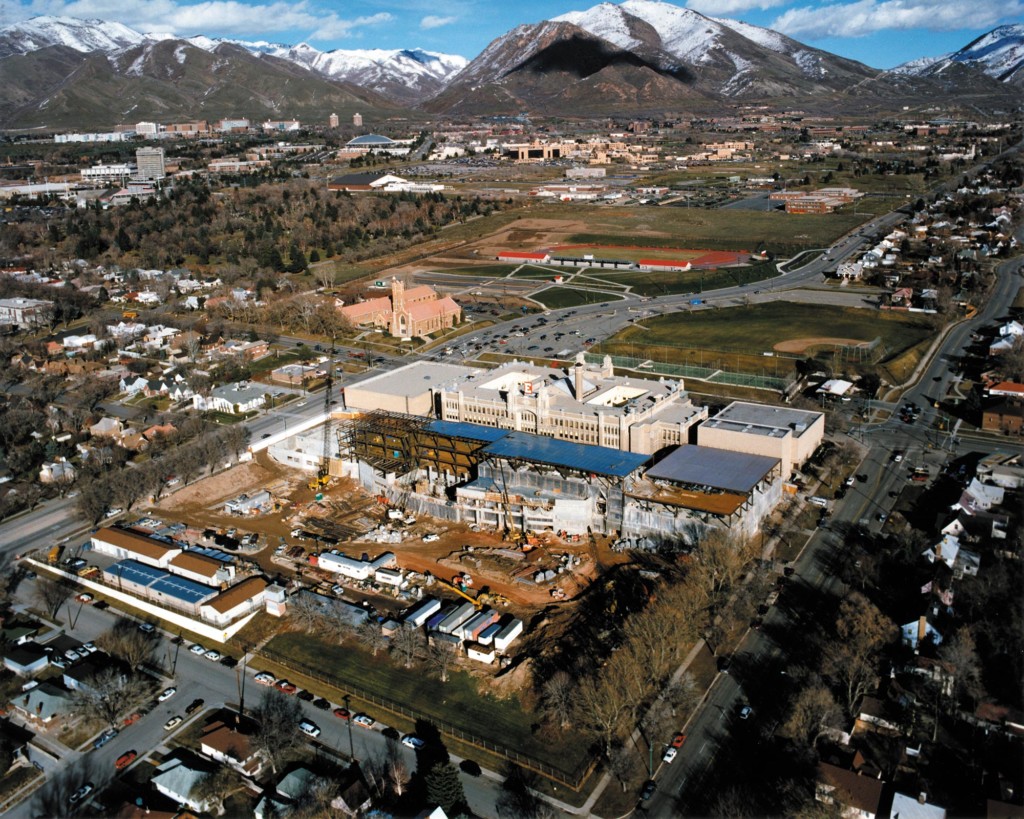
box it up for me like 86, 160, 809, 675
343, 694, 356, 762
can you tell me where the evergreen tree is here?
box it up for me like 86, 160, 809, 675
425, 762, 466, 816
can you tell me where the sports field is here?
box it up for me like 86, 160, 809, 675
602, 302, 934, 367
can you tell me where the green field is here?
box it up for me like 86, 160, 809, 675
435, 263, 522, 277
263, 634, 588, 775
608, 302, 934, 359
532, 287, 625, 308
587, 261, 777, 296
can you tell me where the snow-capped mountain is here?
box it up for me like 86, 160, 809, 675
0, 15, 466, 104
897, 24, 1024, 85
429, 0, 879, 115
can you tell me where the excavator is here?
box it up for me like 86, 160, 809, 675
436, 576, 510, 609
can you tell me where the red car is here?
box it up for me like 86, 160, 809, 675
115, 750, 137, 770
671, 733, 687, 748
275, 680, 297, 694
333, 707, 351, 720
122, 713, 141, 726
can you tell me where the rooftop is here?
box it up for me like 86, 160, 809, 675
94, 527, 180, 561
350, 361, 481, 398
203, 577, 268, 614
347, 134, 396, 146
424, 419, 510, 443
646, 445, 780, 493
482, 431, 649, 477
702, 401, 823, 438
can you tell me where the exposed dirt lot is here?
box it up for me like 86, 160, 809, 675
773, 336, 865, 353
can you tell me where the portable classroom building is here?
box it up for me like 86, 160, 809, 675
426, 605, 455, 631
477, 622, 502, 646
437, 602, 476, 635
494, 618, 524, 652
374, 567, 404, 587
466, 642, 496, 664
403, 597, 441, 628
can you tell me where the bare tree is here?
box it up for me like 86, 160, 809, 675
822, 593, 892, 712
71, 669, 151, 729
390, 627, 422, 669
541, 670, 575, 730
252, 689, 303, 774
35, 576, 75, 621
98, 618, 157, 669
190, 766, 246, 816
784, 682, 843, 748
426, 639, 458, 683
357, 620, 388, 657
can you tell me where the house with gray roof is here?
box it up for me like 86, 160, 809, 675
193, 382, 267, 414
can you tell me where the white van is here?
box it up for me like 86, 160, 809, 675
808, 496, 829, 508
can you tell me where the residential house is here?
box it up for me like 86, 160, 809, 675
12, 680, 72, 724
856, 696, 902, 734
192, 382, 267, 415
39, 459, 76, 485
89, 417, 123, 439
816, 763, 885, 819
900, 616, 943, 651
63, 653, 128, 693
3, 642, 50, 675
151, 754, 216, 813
200, 720, 264, 776
889, 792, 946, 819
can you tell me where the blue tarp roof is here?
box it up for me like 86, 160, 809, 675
425, 420, 510, 443
186, 547, 235, 564
105, 559, 215, 604
150, 574, 216, 605
646, 445, 780, 493
108, 559, 164, 585
482, 432, 649, 477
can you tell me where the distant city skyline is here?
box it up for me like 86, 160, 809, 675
9, 0, 1023, 69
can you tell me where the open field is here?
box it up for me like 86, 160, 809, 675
261, 634, 590, 779
587, 260, 777, 296
533, 287, 625, 309
550, 244, 711, 262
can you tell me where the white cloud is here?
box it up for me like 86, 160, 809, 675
15, 0, 393, 39
420, 14, 456, 29
772, 0, 1024, 39
687, 0, 788, 14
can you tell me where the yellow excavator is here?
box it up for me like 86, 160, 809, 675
436, 577, 510, 609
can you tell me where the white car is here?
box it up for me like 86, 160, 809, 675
352, 713, 375, 728
164, 715, 183, 731
662, 747, 678, 764
332, 584, 345, 596
422, 533, 440, 543
739, 705, 753, 720
299, 719, 321, 737
204, 649, 222, 662
157, 687, 177, 702
254, 672, 276, 685
189, 644, 205, 655
401, 734, 425, 750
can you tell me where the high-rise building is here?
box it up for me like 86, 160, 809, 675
352, 112, 363, 127
135, 147, 166, 181
329, 113, 339, 128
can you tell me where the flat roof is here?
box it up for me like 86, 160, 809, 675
483, 431, 648, 477
425, 419, 510, 443
646, 445, 779, 493
107, 559, 165, 586
348, 362, 480, 398
703, 401, 822, 438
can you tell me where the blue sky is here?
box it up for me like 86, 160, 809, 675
12, 0, 1024, 68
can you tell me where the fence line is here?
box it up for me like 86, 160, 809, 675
257, 647, 597, 791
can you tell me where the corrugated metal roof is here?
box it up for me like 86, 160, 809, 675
425, 420, 510, 443
646, 445, 779, 493
482, 432, 648, 477
107, 559, 165, 585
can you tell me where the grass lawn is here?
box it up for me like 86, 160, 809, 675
261, 634, 589, 778
532, 287, 624, 309
611, 302, 933, 358
435, 264, 522, 277
588, 261, 776, 296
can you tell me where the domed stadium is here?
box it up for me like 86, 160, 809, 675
346, 134, 396, 148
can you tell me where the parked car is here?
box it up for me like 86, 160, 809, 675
459, 760, 482, 776
662, 747, 678, 763
254, 672, 275, 685
640, 780, 657, 801
299, 719, 321, 737
82, 642, 97, 654
313, 698, 331, 711
163, 715, 183, 731
220, 656, 238, 668
333, 707, 351, 720
352, 713, 375, 728
138, 622, 155, 634
93, 728, 118, 749
76, 593, 93, 603
401, 734, 425, 750
297, 690, 314, 702
123, 713, 141, 726
203, 649, 222, 662
422, 533, 440, 543
115, 750, 137, 770
185, 698, 205, 715
157, 687, 177, 702
189, 644, 205, 655
739, 705, 753, 720
276, 680, 297, 694
69, 782, 94, 807
671, 732, 687, 748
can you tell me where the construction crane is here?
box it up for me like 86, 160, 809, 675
308, 341, 335, 491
